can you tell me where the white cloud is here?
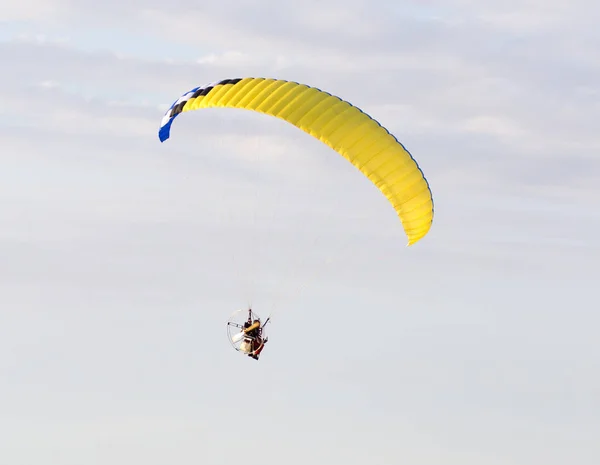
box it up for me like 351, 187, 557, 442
196, 50, 254, 66
0, 0, 61, 21
461, 115, 526, 138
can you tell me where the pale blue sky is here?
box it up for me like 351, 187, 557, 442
1, 1, 599, 464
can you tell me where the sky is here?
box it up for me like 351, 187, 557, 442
1, 1, 599, 464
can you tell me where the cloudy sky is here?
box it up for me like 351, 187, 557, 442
1, 1, 599, 464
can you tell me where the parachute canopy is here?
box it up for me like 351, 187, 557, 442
159, 77, 434, 245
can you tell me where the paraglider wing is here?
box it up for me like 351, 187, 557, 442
158, 77, 434, 245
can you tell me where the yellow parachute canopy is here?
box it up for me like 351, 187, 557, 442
159, 77, 434, 245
